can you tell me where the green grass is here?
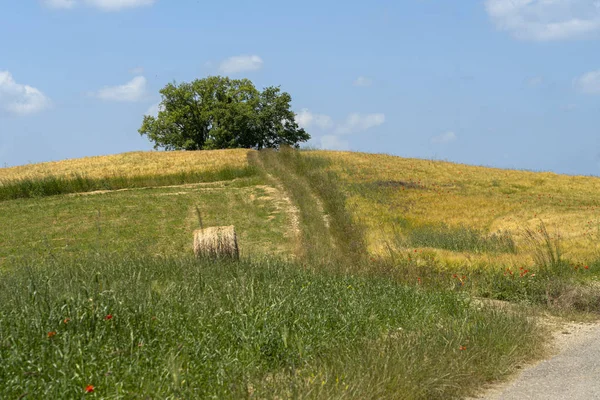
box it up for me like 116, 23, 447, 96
0, 176, 292, 263
255, 148, 367, 266
2, 148, 596, 399
403, 223, 517, 254
0, 166, 257, 201
0, 255, 544, 399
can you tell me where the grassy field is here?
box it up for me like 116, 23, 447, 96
0, 149, 250, 181
317, 151, 600, 265
0, 149, 256, 201
0, 177, 294, 265
2, 148, 599, 398
0, 255, 544, 399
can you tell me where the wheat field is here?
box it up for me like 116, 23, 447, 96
317, 151, 600, 265
0, 149, 250, 183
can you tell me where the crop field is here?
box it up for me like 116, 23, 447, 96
317, 151, 600, 266
0, 149, 250, 182
2, 148, 599, 398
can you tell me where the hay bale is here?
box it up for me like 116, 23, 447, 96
193, 225, 239, 260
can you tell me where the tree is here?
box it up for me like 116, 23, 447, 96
139, 76, 310, 150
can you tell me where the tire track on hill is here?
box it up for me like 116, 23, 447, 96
249, 150, 335, 262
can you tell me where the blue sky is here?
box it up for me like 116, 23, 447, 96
1, 0, 600, 175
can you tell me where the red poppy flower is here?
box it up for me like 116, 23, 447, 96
585, 265, 590, 270
104, 314, 113, 321
459, 346, 467, 351
63, 318, 71, 324
85, 385, 95, 393
47, 331, 57, 338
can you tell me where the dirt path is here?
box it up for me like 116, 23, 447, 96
475, 321, 600, 400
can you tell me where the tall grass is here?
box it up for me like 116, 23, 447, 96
0, 166, 257, 201
404, 223, 517, 254
0, 255, 544, 399
523, 221, 563, 272
315, 150, 600, 263
255, 148, 367, 266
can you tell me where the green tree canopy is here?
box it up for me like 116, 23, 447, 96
139, 76, 310, 150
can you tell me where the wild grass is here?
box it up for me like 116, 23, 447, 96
523, 221, 563, 272
0, 254, 545, 399
278, 150, 600, 314
0, 149, 250, 182
402, 223, 516, 254
1, 148, 597, 398
315, 150, 600, 264
0, 166, 257, 201
0, 177, 293, 263
254, 148, 367, 266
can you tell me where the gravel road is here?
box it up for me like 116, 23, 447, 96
475, 322, 600, 400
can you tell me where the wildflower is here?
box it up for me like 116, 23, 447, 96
104, 314, 113, 321
85, 385, 95, 393
63, 318, 71, 324
47, 331, 57, 338
459, 346, 467, 351
585, 265, 590, 270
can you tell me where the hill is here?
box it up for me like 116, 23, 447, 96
1, 148, 598, 398
319, 151, 600, 264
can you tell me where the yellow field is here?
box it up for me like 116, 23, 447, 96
0, 149, 251, 182
5, 148, 600, 267
317, 151, 600, 264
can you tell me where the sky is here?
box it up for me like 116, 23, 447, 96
1, 0, 600, 176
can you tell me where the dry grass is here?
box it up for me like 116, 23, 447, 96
193, 225, 240, 260
315, 151, 600, 264
0, 149, 250, 183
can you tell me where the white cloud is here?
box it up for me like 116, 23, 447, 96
43, 0, 155, 11
95, 76, 147, 102
320, 135, 350, 151
145, 101, 164, 117
0, 71, 51, 116
297, 109, 385, 153
574, 70, 600, 94
334, 113, 386, 135
485, 0, 600, 41
431, 131, 457, 145
85, 0, 155, 11
353, 76, 373, 87
295, 109, 334, 130
219, 55, 263, 75
296, 110, 385, 135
